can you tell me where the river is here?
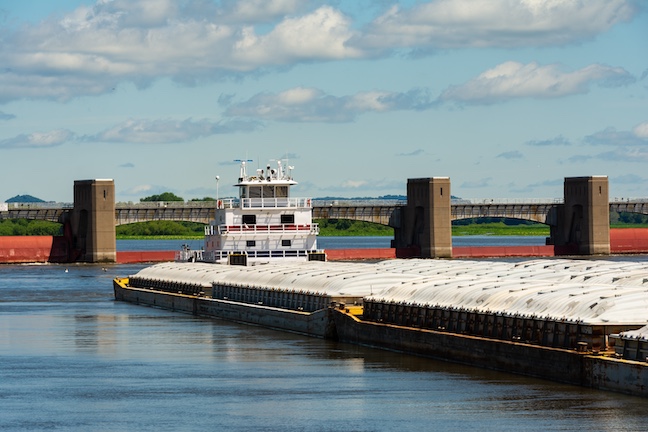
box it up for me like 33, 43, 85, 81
1, 237, 647, 431
116, 234, 548, 252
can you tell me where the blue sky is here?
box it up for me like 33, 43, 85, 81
1, 0, 646, 203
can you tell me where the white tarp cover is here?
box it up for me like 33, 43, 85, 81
132, 258, 648, 325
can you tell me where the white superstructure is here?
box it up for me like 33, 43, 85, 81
179, 159, 322, 264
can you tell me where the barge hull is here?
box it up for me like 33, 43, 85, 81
114, 280, 332, 338
331, 310, 648, 397
114, 281, 648, 398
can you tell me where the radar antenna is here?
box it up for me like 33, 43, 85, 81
234, 159, 253, 181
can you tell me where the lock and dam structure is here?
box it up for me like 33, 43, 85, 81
2, 175, 648, 263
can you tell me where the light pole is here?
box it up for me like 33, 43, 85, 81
215, 176, 220, 207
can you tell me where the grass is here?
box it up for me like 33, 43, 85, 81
452, 223, 549, 236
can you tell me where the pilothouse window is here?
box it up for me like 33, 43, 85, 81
248, 186, 261, 198
275, 186, 288, 198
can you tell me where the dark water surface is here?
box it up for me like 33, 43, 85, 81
2, 240, 648, 431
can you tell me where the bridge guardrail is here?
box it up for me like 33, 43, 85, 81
6, 202, 74, 209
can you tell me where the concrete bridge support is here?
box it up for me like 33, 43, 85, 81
393, 177, 452, 258
550, 176, 610, 255
69, 179, 116, 263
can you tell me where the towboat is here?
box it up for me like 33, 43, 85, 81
176, 159, 325, 265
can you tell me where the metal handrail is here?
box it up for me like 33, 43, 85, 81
206, 224, 320, 235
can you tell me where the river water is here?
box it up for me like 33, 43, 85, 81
116, 234, 548, 252
1, 237, 648, 431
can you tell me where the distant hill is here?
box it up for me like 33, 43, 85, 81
5, 194, 46, 203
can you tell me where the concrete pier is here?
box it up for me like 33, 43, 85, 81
70, 179, 116, 263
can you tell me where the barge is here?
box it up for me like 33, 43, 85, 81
115, 258, 648, 397
114, 158, 648, 397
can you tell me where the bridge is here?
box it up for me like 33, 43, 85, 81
2, 176, 647, 262
4, 198, 647, 226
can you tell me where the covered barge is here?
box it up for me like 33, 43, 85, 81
115, 258, 648, 397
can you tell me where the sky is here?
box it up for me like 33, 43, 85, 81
0, 0, 646, 203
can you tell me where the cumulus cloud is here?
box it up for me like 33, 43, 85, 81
211, 0, 307, 24
0, 3, 361, 102
358, 0, 637, 51
223, 86, 433, 122
633, 122, 648, 138
0, 0, 639, 103
0, 129, 75, 149
86, 118, 260, 143
439, 61, 635, 105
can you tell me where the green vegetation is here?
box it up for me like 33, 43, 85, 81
140, 192, 184, 202
611, 211, 648, 225
116, 221, 204, 239
0, 219, 62, 236
452, 217, 549, 236
452, 222, 549, 236
317, 219, 393, 236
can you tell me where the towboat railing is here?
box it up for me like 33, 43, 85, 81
206, 224, 319, 235
202, 249, 323, 262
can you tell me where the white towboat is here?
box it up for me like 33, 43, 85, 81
176, 159, 325, 265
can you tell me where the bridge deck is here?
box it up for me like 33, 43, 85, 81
2, 200, 647, 227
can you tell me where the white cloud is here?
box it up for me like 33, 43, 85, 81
439, 61, 634, 105
231, 6, 362, 65
224, 86, 433, 122
87, 118, 260, 143
0, 0, 638, 103
0, 3, 361, 102
633, 122, 648, 138
358, 0, 638, 50
0, 129, 75, 148
212, 0, 307, 24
